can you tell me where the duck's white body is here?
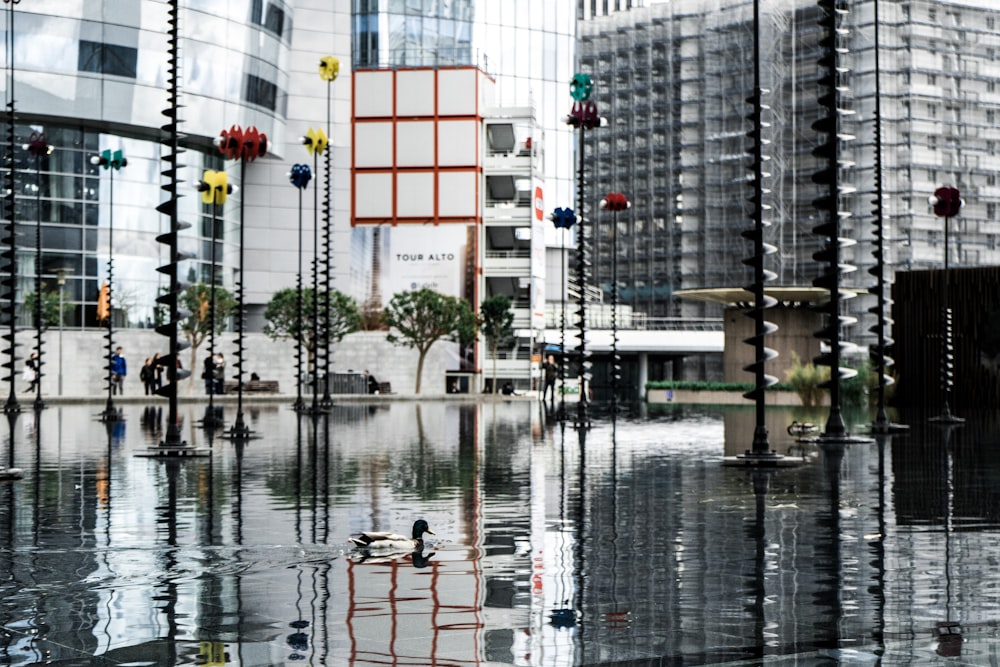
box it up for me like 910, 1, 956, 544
349, 519, 435, 554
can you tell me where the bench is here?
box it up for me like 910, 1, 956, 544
378, 382, 393, 395
223, 380, 280, 394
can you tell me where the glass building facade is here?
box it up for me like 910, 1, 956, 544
0, 1, 292, 329
350, 0, 579, 225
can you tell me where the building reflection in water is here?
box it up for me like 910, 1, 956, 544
5, 403, 1000, 663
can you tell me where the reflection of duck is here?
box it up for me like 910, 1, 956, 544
349, 519, 435, 553
349, 549, 435, 568
787, 420, 819, 437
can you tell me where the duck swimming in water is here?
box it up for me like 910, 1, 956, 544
349, 519, 435, 553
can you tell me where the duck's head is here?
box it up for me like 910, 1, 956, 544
412, 519, 435, 539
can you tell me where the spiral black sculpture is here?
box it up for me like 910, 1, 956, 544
739, 0, 779, 458
318, 57, 338, 408
867, 0, 907, 434
149, 0, 195, 452
601, 193, 629, 416
216, 125, 268, 440
567, 73, 600, 431
26, 132, 50, 412
2, 0, 19, 415
93, 149, 126, 422
289, 163, 311, 413
810, 0, 862, 442
929, 186, 963, 425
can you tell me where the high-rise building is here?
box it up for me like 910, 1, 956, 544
578, 0, 1000, 351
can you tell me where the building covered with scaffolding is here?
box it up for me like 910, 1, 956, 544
577, 0, 1000, 356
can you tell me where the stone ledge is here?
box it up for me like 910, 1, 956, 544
647, 389, 828, 406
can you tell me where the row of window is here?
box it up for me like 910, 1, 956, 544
76, 41, 283, 113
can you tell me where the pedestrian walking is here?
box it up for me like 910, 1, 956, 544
23, 352, 38, 393
110, 346, 127, 395
541, 354, 558, 405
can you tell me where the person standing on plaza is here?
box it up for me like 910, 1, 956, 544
203, 354, 215, 395
365, 369, 380, 394
23, 351, 38, 393
140, 357, 157, 395
110, 346, 127, 395
541, 354, 558, 405
213, 352, 226, 395
151, 352, 164, 392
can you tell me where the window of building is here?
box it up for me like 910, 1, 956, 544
245, 74, 278, 111
77, 41, 137, 79
988, 203, 997, 219
251, 0, 288, 38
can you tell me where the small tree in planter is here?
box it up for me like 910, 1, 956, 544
479, 294, 514, 394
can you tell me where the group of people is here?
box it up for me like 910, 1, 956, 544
138, 352, 170, 395
202, 352, 227, 395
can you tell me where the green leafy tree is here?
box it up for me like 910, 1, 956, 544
384, 288, 476, 394
263, 287, 361, 367
179, 283, 236, 384
479, 294, 514, 394
23, 289, 64, 330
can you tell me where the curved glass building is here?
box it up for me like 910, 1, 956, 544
1, 1, 292, 328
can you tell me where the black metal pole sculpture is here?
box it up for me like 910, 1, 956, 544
301, 127, 327, 413
549, 207, 576, 421
566, 73, 601, 431
289, 163, 312, 413
318, 56, 339, 408
26, 132, 51, 412
736, 0, 783, 463
811, 0, 867, 443
929, 186, 964, 425
868, 0, 908, 434
2, 0, 20, 415
216, 125, 268, 440
92, 149, 126, 422
146, 0, 199, 455
600, 193, 629, 416
196, 169, 232, 428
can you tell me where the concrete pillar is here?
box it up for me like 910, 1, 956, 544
638, 352, 648, 401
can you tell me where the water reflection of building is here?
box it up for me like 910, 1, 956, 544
9, 405, 1000, 662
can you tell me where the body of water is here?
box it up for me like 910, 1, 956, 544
2, 400, 1000, 665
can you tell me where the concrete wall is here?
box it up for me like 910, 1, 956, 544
723, 306, 824, 384
21, 330, 462, 398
